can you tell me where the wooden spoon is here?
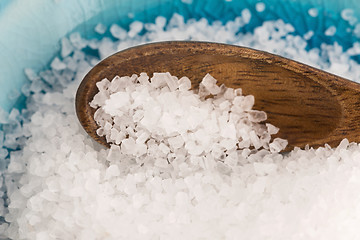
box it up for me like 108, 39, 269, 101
75, 41, 360, 151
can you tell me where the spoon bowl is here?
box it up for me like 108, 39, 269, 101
76, 41, 360, 150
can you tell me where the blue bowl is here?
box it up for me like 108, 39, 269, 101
0, 0, 359, 112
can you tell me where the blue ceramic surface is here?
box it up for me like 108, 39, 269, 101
0, 0, 359, 111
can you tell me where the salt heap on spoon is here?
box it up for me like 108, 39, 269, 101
90, 72, 288, 167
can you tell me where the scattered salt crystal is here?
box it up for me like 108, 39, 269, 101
69, 32, 87, 49
155, 158, 169, 168
60, 37, 74, 58
156, 72, 179, 91
95, 23, 107, 35
98, 37, 116, 59
266, 123, 279, 135
185, 141, 204, 156
304, 30, 314, 40
234, 88, 242, 96
102, 92, 130, 115
108, 75, 129, 93
158, 143, 170, 154
155, 16, 167, 29
105, 164, 120, 179
241, 95, 255, 111
0, 148, 8, 159
151, 73, 168, 88
201, 73, 221, 95
325, 26, 337, 36
220, 122, 237, 140
341, 9, 357, 25
168, 135, 184, 149
121, 137, 137, 155
219, 138, 236, 150
308, 8, 318, 17
96, 78, 110, 92
336, 138, 349, 151
138, 72, 150, 85
178, 76, 191, 91
110, 24, 127, 40
249, 130, 262, 149
354, 23, 360, 37
247, 110, 267, 122
255, 2, 266, 12
223, 88, 235, 100
135, 131, 150, 144
24, 68, 39, 82
128, 21, 143, 38
241, 9, 251, 24
269, 138, 288, 153
50, 57, 67, 71
0, 108, 9, 124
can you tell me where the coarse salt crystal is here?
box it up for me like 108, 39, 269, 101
95, 23, 107, 35
201, 73, 221, 95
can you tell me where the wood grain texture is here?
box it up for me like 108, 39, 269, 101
75, 41, 360, 151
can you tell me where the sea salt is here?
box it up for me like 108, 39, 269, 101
341, 9, 357, 25
90, 71, 284, 192
308, 8, 318, 17
255, 2, 266, 13
60, 37, 74, 58
325, 26, 337, 36
128, 21, 143, 38
95, 23, 107, 35
2, 10, 360, 240
110, 24, 127, 40
50, 57, 67, 71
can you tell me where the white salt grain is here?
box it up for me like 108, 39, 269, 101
95, 23, 107, 35
110, 24, 127, 40
157, 72, 179, 91
168, 135, 185, 149
255, 2, 266, 13
241, 95, 255, 111
247, 110, 267, 122
341, 9, 357, 25
69, 32, 87, 50
308, 8, 318, 17
50, 57, 67, 71
325, 26, 337, 36
60, 37, 74, 58
102, 92, 130, 115
105, 165, 120, 179
178, 76, 192, 91
128, 21, 143, 38
201, 73, 221, 95
241, 9, 252, 24
266, 123, 279, 135
304, 30, 314, 40
269, 137, 288, 153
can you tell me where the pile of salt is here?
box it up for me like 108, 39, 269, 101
91, 72, 287, 168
